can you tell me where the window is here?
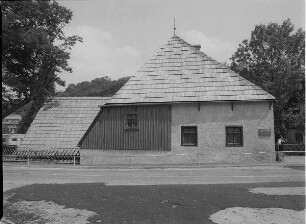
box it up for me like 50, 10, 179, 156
12, 138, 17, 141
226, 126, 243, 147
126, 114, 138, 128
2, 138, 6, 143
181, 126, 197, 146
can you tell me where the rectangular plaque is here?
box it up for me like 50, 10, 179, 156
258, 129, 271, 137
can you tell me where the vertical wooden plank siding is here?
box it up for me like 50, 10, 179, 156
81, 104, 171, 151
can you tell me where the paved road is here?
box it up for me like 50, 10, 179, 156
2, 165, 305, 224
3, 165, 305, 192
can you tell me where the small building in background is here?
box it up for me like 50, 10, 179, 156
2, 133, 25, 146
2, 114, 24, 147
2, 114, 22, 134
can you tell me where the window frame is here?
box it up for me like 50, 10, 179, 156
126, 113, 138, 129
225, 126, 243, 147
181, 126, 198, 146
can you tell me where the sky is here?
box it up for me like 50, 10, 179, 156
57, 0, 305, 90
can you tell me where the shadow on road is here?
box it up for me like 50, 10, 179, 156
3, 182, 305, 224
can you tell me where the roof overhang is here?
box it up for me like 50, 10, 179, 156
100, 99, 276, 107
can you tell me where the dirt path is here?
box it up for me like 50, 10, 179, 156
210, 186, 305, 224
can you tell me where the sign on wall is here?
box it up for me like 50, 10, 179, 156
258, 129, 271, 137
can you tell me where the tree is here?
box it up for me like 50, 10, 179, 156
230, 19, 305, 137
57, 76, 130, 97
2, 0, 82, 133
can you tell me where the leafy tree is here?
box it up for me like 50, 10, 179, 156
283, 87, 305, 132
2, 0, 82, 133
230, 19, 305, 137
57, 76, 130, 97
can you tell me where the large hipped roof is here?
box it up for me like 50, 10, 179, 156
106, 35, 274, 105
19, 97, 109, 150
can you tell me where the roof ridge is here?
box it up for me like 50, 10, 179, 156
107, 35, 275, 105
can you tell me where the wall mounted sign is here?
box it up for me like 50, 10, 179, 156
258, 129, 271, 137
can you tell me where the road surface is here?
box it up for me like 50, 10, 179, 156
3, 164, 305, 191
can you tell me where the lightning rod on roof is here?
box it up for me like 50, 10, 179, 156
173, 17, 176, 35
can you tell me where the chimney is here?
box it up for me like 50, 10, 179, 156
192, 44, 201, 50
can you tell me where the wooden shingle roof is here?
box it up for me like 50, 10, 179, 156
19, 97, 110, 150
106, 35, 274, 105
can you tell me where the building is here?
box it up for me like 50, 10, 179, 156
2, 114, 22, 134
2, 114, 24, 147
2, 134, 25, 146
19, 97, 109, 150
78, 35, 275, 165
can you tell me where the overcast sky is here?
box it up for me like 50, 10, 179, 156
57, 0, 305, 90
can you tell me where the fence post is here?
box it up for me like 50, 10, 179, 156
73, 156, 75, 166
27, 155, 30, 166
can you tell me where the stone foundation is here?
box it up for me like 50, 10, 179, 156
80, 148, 276, 166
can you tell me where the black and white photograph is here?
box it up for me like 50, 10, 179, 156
2, 0, 305, 223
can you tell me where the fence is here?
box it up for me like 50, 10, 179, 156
2, 145, 18, 155
275, 144, 305, 154
2, 146, 80, 165
2, 144, 304, 167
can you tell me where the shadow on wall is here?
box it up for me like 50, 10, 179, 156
172, 102, 272, 125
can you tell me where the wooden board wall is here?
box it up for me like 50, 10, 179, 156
80, 104, 171, 151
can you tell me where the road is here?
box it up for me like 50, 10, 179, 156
3, 164, 305, 191
2, 165, 305, 224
